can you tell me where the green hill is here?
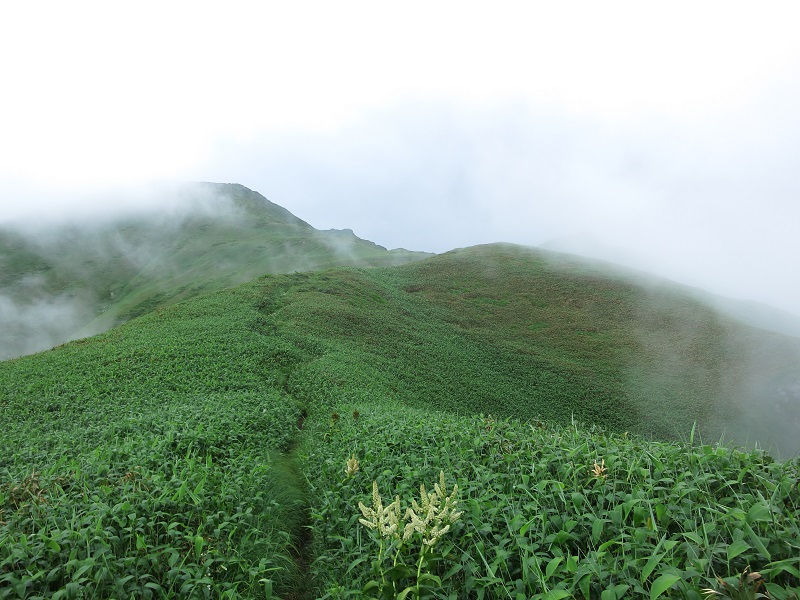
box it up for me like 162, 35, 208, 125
0, 182, 430, 359
2, 243, 799, 598
257, 243, 800, 456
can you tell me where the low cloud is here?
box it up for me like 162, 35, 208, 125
194, 99, 800, 317
1, 181, 239, 229
0, 292, 93, 360
0, 183, 253, 359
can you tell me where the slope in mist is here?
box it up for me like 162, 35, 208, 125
274, 244, 800, 457
0, 182, 430, 359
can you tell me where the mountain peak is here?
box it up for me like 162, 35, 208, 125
0, 182, 430, 359
194, 182, 313, 228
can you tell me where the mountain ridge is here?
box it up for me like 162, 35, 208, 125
2, 183, 800, 456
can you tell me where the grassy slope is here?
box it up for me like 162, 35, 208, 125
276, 244, 800, 457
303, 403, 800, 599
0, 182, 430, 359
0, 285, 312, 597
2, 244, 799, 597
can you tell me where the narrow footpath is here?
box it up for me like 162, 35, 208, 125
281, 408, 315, 600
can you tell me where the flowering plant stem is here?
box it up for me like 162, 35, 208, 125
414, 546, 428, 599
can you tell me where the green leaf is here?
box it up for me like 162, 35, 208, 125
746, 502, 771, 524
442, 563, 463, 581
194, 535, 205, 560
417, 572, 442, 586
641, 552, 667, 582
545, 557, 563, 579
362, 580, 381, 595
649, 574, 681, 600
591, 518, 606, 543
385, 564, 413, 581
726, 539, 751, 562
397, 587, 415, 600
520, 518, 537, 535
541, 591, 571, 600
261, 577, 284, 600
578, 574, 591, 600
566, 554, 578, 573
681, 531, 703, 545
598, 539, 621, 553
613, 584, 630, 598
552, 530, 573, 544
346, 556, 368, 574
655, 503, 667, 524
72, 563, 94, 581
743, 523, 771, 561
763, 557, 800, 579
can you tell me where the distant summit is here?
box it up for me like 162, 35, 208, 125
197, 182, 313, 228
0, 182, 431, 359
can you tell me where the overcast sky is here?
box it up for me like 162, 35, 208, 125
2, 2, 800, 315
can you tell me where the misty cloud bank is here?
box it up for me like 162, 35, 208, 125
0, 183, 253, 359
0, 293, 91, 360
0, 182, 425, 360
194, 100, 800, 318
1, 181, 241, 229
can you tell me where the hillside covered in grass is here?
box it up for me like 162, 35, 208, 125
2, 244, 799, 598
273, 244, 800, 457
0, 182, 430, 360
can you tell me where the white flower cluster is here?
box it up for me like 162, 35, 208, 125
358, 471, 462, 549
358, 480, 402, 540
345, 454, 360, 477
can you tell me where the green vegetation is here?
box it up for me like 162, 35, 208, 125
2, 243, 799, 597
1, 286, 309, 597
279, 245, 800, 457
305, 404, 799, 599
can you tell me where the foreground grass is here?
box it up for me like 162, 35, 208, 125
1, 394, 304, 598
302, 403, 800, 598
1, 287, 308, 598
2, 245, 800, 597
